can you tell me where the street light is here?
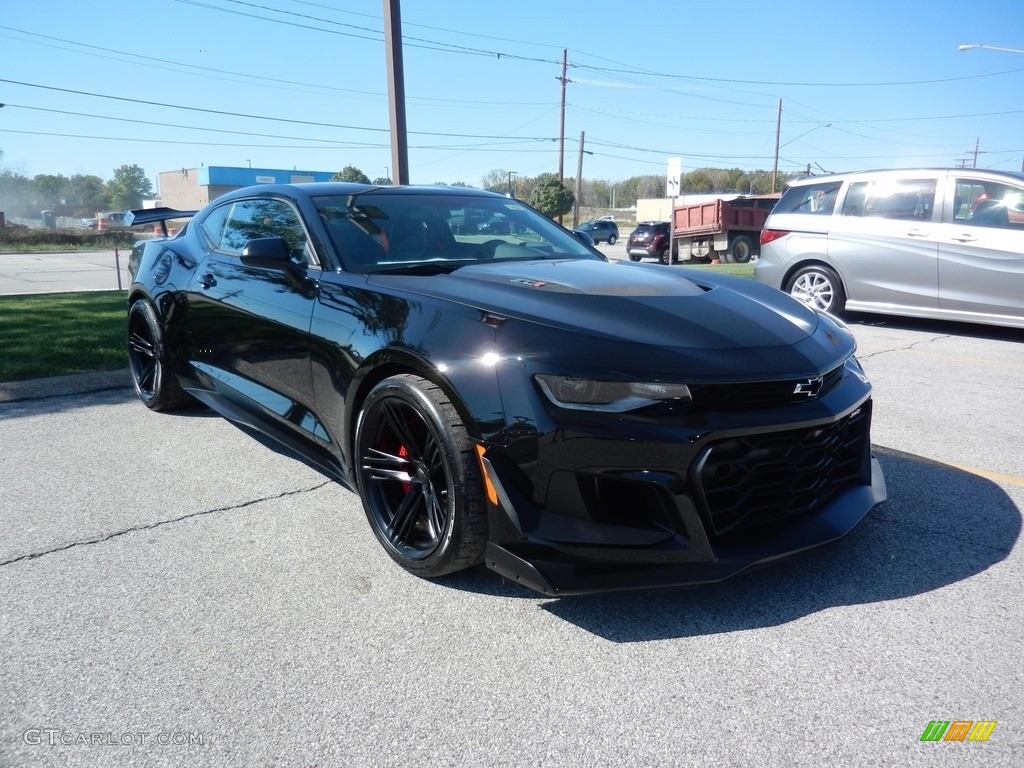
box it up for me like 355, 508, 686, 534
958, 43, 1024, 55
508, 171, 518, 198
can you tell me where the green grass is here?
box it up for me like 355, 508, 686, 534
677, 262, 755, 279
0, 291, 127, 382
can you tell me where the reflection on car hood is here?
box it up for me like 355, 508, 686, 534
367, 259, 821, 350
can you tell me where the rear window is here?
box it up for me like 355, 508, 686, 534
774, 182, 842, 216
634, 223, 666, 235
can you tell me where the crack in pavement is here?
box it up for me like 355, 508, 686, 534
0, 480, 333, 568
855, 333, 952, 361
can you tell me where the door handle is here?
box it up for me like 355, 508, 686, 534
950, 234, 977, 243
197, 273, 216, 289
906, 229, 929, 237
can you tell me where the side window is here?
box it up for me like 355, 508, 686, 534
219, 199, 311, 260
955, 178, 1023, 229
199, 203, 231, 249
862, 179, 936, 221
774, 182, 842, 215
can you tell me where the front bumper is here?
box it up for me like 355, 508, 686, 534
476, 386, 886, 596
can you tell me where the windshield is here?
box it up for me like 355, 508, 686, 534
312, 192, 600, 273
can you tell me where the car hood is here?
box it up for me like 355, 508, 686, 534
368, 259, 827, 353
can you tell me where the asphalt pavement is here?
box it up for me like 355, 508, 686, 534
1, 315, 1022, 767
0, 250, 132, 295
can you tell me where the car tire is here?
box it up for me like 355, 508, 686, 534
730, 235, 754, 263
786, 265, 847, 314
659, 248, 671, 265
127, 300, 191, 411
607, 234, 617, 245
628, 253, 642, 262
356, 374, 487, 578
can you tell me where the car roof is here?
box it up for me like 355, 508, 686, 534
213, 182, 510, 203
785, 168, 1024, 188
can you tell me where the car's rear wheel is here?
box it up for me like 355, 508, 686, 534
607, 234, 617, 245
786, 265, 846, 314
730, 235, 754, 263
628, 253, 643, 262
128, 300, 190, 411
356, 374, 486, 578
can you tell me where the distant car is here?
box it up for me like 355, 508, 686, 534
598, 215, 616, 222
126, 182, 885, 595
627, 221, 671, 262
755, 168, 1024, 329
79, 218, 98, 230
477, 214, 513, 234
577, 219, 618, 244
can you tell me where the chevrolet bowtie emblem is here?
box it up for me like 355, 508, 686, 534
793, 376, 824, 397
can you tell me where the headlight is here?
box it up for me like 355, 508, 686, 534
535, 374, 691, 412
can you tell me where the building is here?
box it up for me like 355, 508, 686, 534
157, 166, 335, 210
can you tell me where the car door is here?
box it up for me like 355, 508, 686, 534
936, 174, 1024, 323
185, 196, 321, 434
829, 176, 940, 311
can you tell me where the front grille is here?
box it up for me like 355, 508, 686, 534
693, 401, 871, 537
688, 364, 845, 411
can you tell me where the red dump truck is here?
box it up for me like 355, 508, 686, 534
673, 195, 779, 264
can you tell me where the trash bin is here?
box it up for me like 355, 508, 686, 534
41, 210, 56, 228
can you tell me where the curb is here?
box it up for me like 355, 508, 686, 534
0, 369, 132, 404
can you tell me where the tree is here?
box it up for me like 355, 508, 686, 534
529, 173, 574, 219
106, 164, 153, 210
66, 174, 108, 215
332, 165, 371, 184
372, 176, 392, 186
32, 174, 70, 208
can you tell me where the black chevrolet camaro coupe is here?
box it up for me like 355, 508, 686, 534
127, 183, 886, 595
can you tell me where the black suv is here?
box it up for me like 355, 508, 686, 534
577, 219, 619, 244
627, 221, 670, 262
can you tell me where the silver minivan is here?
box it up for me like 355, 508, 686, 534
755, 168, 1024, 329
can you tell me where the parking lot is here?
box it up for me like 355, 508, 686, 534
1, 305, 1021, 766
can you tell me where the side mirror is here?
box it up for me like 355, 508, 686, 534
240, 237, 294, 267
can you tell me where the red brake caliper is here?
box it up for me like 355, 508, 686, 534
398, 444, 411, 495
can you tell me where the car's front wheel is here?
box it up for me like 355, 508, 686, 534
127, 300, 190, 411
355, 375, 487, 578
786, 265, 846, 314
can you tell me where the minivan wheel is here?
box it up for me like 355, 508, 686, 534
786, 265, 846, 314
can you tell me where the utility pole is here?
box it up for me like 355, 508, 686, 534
771, 98, 782, 193
972, 137, 980, 168
383, 0, 409, 185
572, 131, 585, 228
557, 49, 568, 182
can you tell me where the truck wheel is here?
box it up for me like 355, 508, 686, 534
730, 235, 754, 263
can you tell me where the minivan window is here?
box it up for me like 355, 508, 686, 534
843, 179, 936, 221
954, 178, 1024, 228
774, 182, 842, 216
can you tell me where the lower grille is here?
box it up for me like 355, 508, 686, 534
693, 402, 872, 537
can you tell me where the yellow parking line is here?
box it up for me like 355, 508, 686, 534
874, 446, 1024, 488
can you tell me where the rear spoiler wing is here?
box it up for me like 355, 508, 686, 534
126, 207, 199, 235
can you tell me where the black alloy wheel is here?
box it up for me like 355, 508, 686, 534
356, 375, 486, 577
128, 300, 190, 411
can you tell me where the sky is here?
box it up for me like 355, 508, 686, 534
1, 0, 1023, 194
